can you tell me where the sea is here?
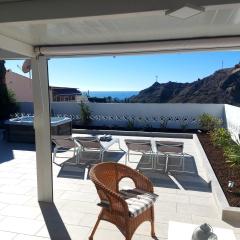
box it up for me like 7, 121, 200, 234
83, 91, 138, 100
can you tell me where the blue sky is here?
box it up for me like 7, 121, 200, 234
5, 50, 240, 91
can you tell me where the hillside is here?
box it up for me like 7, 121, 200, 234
130, 64, 240, 105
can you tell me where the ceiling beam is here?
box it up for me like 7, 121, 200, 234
36, 36, 240, 57
0, 0, 240, 23
0, 33, 34, 57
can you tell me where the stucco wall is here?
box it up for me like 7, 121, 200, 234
6, 71, 33, 102
18, 102, 225, 129
224, 104, 240, 144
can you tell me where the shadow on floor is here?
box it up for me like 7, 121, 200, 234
140, 169, 180, 189
0, 139, 35, 163
137, 154, 211, 192
57, 151, 211, 192
137, 154, 198, 174
57, 151, 125, 180
57, 163, 89, 180
79, 150, 125, 163
39, 202, 71, 240
173, 173, 211, 192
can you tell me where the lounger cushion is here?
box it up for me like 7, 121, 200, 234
119, 188, 158, 217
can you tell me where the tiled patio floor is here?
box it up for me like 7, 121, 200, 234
0, 135, 239, 240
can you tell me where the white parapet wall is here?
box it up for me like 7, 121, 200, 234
18, 102, 225, 129
224, 104, 240, 144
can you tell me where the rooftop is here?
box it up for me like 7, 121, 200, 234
0, 134, 239, 239
51, 87, 82, 96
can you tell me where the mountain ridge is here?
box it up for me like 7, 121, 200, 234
129, 64, 240, 105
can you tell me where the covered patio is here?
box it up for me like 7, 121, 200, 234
1, 0, 240, 239
0, 134, 238, 239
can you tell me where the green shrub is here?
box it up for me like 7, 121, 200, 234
210, 128, 231, 147
127, 119, 134, 129
0, 85, 18, 121
224, 145, 240, 167
199, 113, 222, 132
80, 102, 91, 126
210, 127, 240, 167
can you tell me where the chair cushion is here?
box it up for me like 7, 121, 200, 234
119, 188, 158, 217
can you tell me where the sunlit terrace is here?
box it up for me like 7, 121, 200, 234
1, 1, 240, 239
0, 132, 239, 240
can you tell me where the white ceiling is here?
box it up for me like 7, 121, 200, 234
0, 48, 25, 59
0, 1, 240, 59
0, 4, 240, 47
0, 0, 29, 2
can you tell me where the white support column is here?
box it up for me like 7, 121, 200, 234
31, 56, 53, 202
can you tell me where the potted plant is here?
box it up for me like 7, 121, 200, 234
79, 102, 92, 127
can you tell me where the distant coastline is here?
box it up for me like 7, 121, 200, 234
83, 91, 138, 100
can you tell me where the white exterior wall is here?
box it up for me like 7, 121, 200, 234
86, 103, 224, 129
18, 102, 225, 129
224, 104, 240, 144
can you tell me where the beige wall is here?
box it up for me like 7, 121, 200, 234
5, 71, 33, 102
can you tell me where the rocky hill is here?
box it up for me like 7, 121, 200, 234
130, 64, 240, 105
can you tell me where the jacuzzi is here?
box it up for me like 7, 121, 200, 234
5, 116, 72, 143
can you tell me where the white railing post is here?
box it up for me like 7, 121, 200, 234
31, 56, 53, 202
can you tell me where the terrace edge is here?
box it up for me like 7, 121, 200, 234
72, 129, 193, 139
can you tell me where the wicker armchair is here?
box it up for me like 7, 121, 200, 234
89, 162, 158, 240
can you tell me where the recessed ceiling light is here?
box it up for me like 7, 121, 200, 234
165, 4, 205, 19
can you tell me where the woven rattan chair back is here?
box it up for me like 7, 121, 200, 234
90, 162, 118, 192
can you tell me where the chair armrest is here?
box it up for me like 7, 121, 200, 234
96, 185, 129, 214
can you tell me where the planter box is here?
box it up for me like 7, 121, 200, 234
193, 135, 240, 226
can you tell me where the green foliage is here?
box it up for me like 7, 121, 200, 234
210, 127, 240, 167
0, 84, 18, 121
126, 119, 134, 129
210, 128, 231, 147
224, 145, 240, 167
0, 60, 18, 121
80, 102, 91, 126
199, 113, 222, 132
0, 60, 6, 84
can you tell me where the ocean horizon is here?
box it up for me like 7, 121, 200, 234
83, 91, 138, 100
